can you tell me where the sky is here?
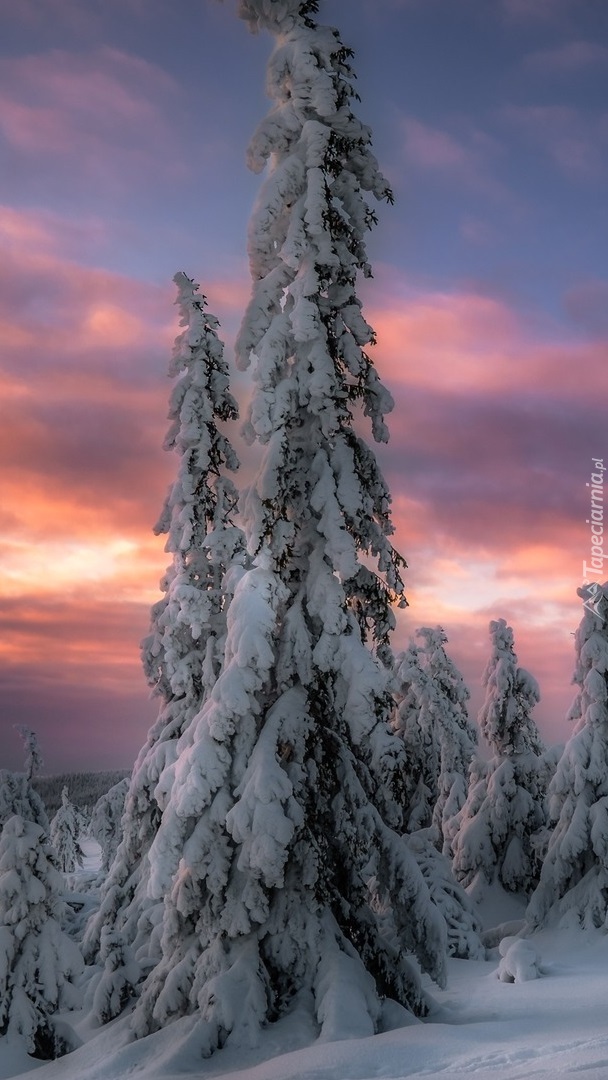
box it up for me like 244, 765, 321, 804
1, 0, 607, 773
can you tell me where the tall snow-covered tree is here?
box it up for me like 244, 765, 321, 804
527, 584, 608, 929
127, 2, 447, 1054
451, 619, 546, 900
88, 777, 129, 874
50, 787, 84, 875
83, 275, 247, 990
0, 815, 83, 1058
393, 627, 477, 849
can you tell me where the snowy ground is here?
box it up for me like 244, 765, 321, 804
2, 843, 608, 1080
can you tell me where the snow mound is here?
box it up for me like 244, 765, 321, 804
497, 936, 541, 983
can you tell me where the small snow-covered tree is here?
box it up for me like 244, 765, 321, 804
50, 787, 84, 875
477, 619, 543, 759
451, 619, 546, 900
0, 730, 48, 836
391, 636, 481, 956
405, 832, 484, 959
88, 927, 141, 1027
83, 274, 247, 1008
13, 726, 44, 783
393, 643, 436, 831
0, 771, 48, 834
393, 628, 477, 849
527, 584, 608, 929
417, 627, 477, 850
0, 815, 83, 1058
88, 778, 129, 873
127, 3, 448, 1054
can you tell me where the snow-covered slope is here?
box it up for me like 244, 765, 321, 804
4, 926, 608, 1080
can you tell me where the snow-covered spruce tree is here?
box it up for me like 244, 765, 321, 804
527, 584, 608, 929
82, 275, 247, 1000
393, 628, 477, 849
0, 729, 48, 835
13, 726, 44, 783
392, 642, 435, 833
417, 628, 477, 850
0, 771, 49, 834
50, 787, 84, 875
451, 619, 546, 899
128, 3, 447, 1053
391, 639, 482, 956
478, 619, 544, 760
88, 777, 129, 874
0, 815, 83, 1058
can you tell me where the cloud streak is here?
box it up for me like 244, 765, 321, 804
363, 272, 607, 745
0, 47, 185, 193
523, 40, 608, 73
502, 104, 608, 183
400, 115, 510, 203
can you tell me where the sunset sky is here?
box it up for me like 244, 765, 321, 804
1, 0, 607, 773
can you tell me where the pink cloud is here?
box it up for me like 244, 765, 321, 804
0, 204, 255, 771
0, 216, 176, 603
1, 204, 604, 768
0, 208, 257, 644
563, 279, 608, 335
0, 47, 185, 189
0, 594, 157, 772
402, 117, 471, 171
0, 207, 175, 357
355, 270, 607, 750
369, 289, 520, 394
400, 115, 511, 203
